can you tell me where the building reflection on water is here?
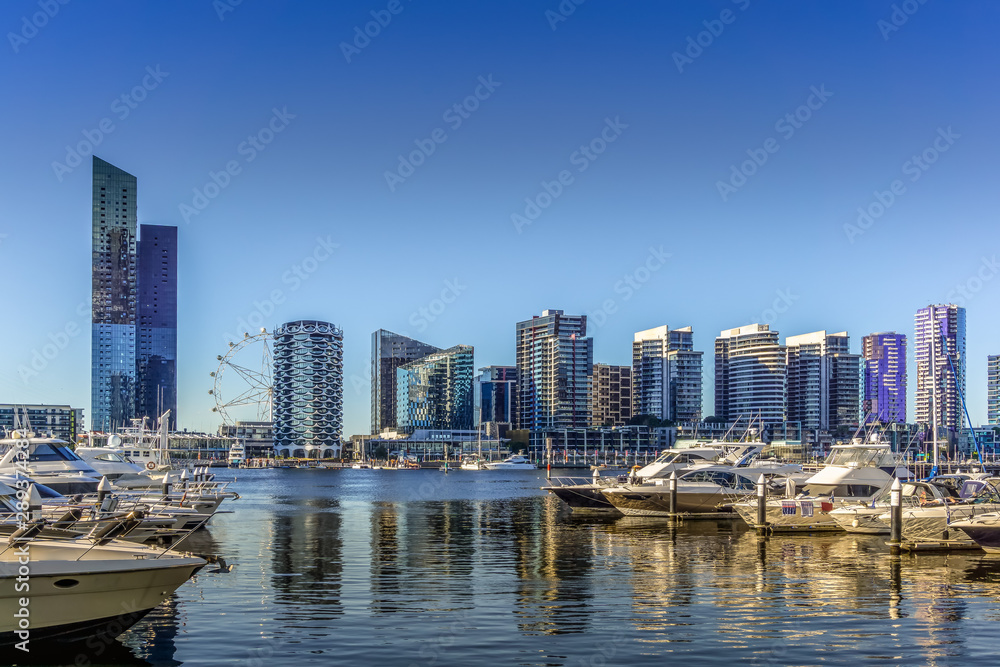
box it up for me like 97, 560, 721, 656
101, 472, 1000, 664
270, 496, 343, 622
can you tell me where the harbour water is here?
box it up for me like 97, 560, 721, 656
34, 467, 1000, 666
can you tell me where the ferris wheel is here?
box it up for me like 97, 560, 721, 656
210, 328, 274, 425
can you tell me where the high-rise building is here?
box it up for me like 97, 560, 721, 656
862, 332, 907, 423
396, 345, 474, 433
92, 157, 137, 432
632, 325, 703, 422
273, 320, 344, 456
785, 331, 860, 432
474, 365, 517, 426
136, 224, 177, 430
714, 324, 785, 425
990, 355, 1000, 426
914, 304, 966, 433
515, 309, 593, 430
590, 363, 632, 427
371, 330, 440, 434
0, 404, 84, 442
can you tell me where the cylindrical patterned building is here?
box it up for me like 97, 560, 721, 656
272, 320, 344, 458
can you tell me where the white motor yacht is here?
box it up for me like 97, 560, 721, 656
733, 437, 910, 532
0, 431, 102, 495
459, 455, 486, 471
0, 531, 205, 647
828, 479, 957, 534
228, 441, 246, 467
874, 476, 1000, 542
601, 466, 805, 517
484, 454, 536, 470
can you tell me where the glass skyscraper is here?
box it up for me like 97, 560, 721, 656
714, 324, 785, 426
515, 310, 593, 430
371, 329, 440, 434
862, 332, 907, 424
989, 355, 1000, 426
395, 345, 474, 433
785, 331, 860, 432
474, 365, 517, 426
92, 157, 137, 432
632, 325, 703, 422
273, 320, 344, 456
136, 224, 177, 430
91, 158, 178, 432
914, 304, 966, 433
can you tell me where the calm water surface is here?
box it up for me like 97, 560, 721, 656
24, 467, 1000, 665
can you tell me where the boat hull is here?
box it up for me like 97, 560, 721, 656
829, 508, 889, 534
733, 499, 847, 532
602, 488, 740, 516
544, 484, 618, 512
0, 558, 204, 642
951, 524, 1000, 552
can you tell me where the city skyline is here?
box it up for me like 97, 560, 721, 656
3, 3, 999, 437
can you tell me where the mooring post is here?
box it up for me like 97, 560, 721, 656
668, 470, 678, 521
889, 477, 902, 555
756, 474, 768, 536
546, 437, 552, 481
97, 475, 111, 505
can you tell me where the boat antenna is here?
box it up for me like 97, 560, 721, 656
722, 414, 742, 442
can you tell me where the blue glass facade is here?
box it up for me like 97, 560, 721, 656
396, 345, 474, 433
137, 224, 177, 430
862, 332, 906, 424
91, 157, 137, 432
474, 365, 517, 426
371, 329, 440, 434
273, 320, 344, 452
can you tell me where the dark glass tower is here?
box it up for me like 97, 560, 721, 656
137, 224, 178, 430
370, 330, 440, 434
92, 157, 137, 432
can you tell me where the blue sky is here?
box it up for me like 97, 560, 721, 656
2, 1, 998, 435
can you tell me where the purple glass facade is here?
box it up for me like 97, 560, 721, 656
862, 332, 906, 423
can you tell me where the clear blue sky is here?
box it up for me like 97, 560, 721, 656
2, 1, 998, 435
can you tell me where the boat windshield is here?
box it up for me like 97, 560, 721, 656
29, 443, 83, 463
91, 452, 129, 463
825, 447, 891, 468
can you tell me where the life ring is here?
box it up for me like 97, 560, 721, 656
145, 461, 156, 470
